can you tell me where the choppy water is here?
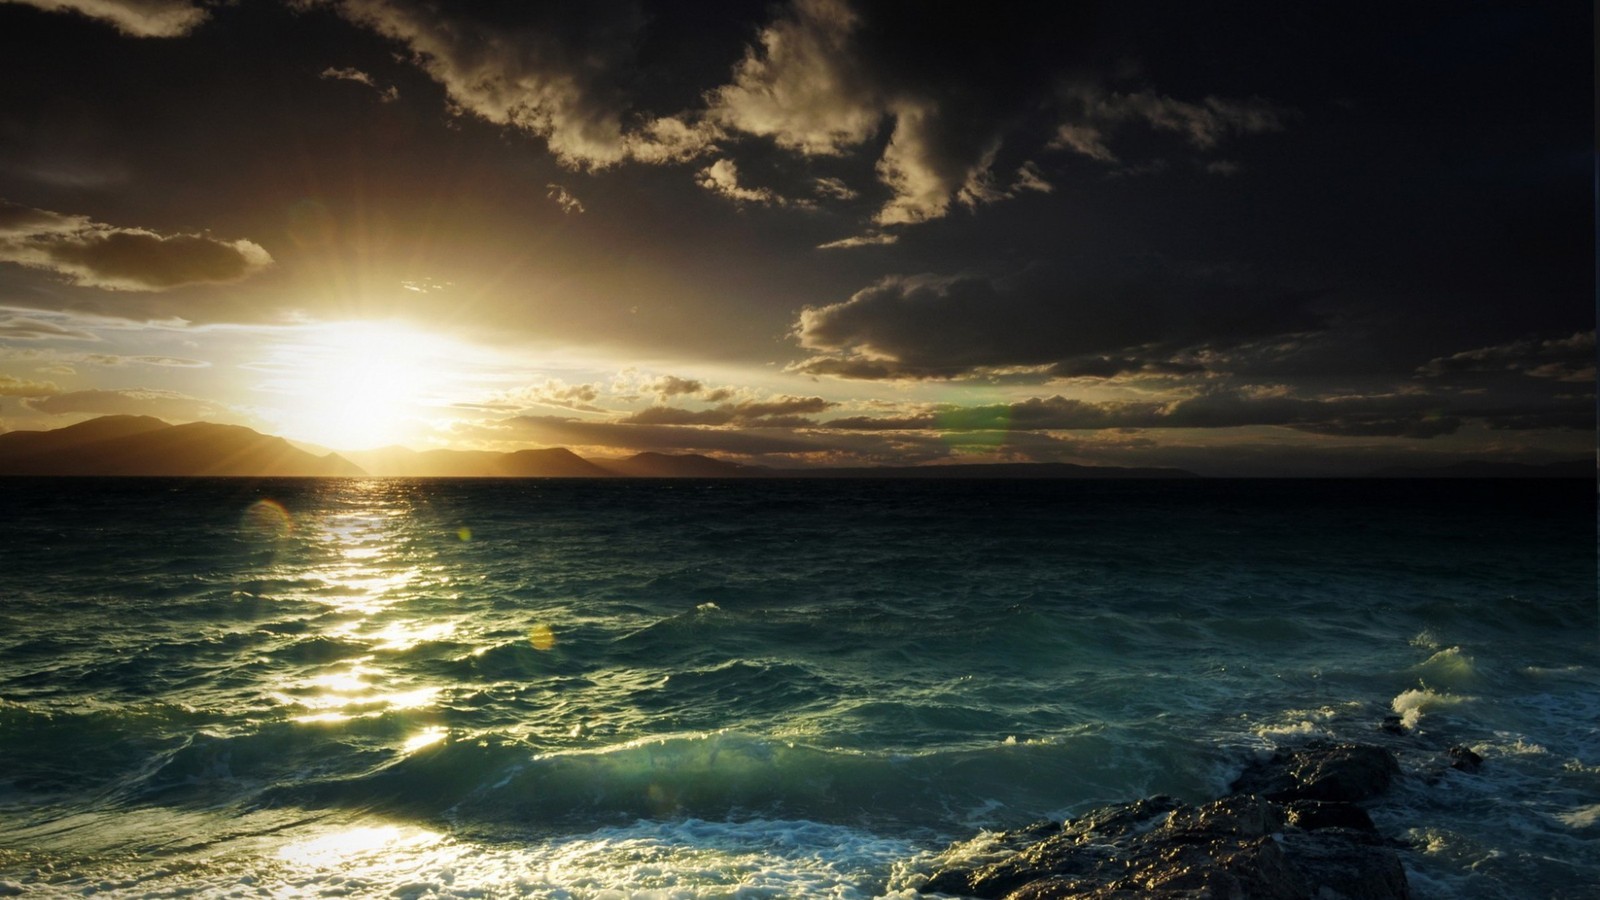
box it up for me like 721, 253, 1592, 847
0, 477, 1594, 898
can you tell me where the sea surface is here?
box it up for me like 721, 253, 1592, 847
0, 477, 1595, 898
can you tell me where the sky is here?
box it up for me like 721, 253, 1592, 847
0, 0, 1592, 475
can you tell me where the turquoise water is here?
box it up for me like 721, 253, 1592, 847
0, 478, 1594, 897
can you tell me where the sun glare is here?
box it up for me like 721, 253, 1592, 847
262, 321, 456, 450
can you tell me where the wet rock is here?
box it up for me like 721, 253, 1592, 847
1283, 799, 1377, 833
1230, 741, 1399, 802
921, 798, 1182, 898
920, 743, 1410, 900
920, 793, 1408, 898
1446, 745, 1483, 773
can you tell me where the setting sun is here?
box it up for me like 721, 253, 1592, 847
258, 321, 455, 450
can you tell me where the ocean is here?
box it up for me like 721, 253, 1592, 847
0, 477, 1594, 898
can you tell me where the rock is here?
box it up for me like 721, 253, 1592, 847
919, 743, 1411, 900
920, 795, 1407, 899
1230, 741, 1400, 802
1446, 745, 1483, 773
1168, 793, 1282, 839
1283, 800, 1377, 833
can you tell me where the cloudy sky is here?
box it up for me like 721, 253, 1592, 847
0, 0, 1591, 474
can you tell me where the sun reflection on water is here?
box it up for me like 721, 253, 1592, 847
402, 726, 449, 753
278, 824, 444, 869
281, 660, 441, 721
265, 482, 455, 730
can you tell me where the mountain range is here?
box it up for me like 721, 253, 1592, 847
0, 416, 1199, 478
0, 416, 1590, 478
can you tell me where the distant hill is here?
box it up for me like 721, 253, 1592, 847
1367, 459, 1594, 479
593, 452, 769, 478
27, 416, 1584, 480
499, 448, 613, 477
0, 416, 364, 476
0, 414, 169, 454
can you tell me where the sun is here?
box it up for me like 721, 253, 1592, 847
263, 321, 450, 450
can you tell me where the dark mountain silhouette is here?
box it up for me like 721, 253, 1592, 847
0, 417, 364, 476
499, 448, 612, 477
0, 414, 169, 455
17, 416, 1580, 480
593, 452, 769, 478
1366, 459, 1594, 479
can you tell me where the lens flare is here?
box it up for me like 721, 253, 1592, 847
241, 499, 293, 539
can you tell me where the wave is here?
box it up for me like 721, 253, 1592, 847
256, 727, 1223, 832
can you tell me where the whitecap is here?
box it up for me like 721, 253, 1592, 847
1391, 688, 1472, 730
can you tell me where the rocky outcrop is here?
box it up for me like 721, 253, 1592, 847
1229, 741, 1400, 803
920, 742, 1410, 900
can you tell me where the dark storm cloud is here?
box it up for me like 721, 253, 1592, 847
792, 262, 1324, 380
301, 6, 722, 168
0, 200, 272, 291
5, 0, 207, 37
1454, 407, 1594, 432
1049, 84, 1289, 165
1417, 331, 1595, 384
818, 390, 1467, 439
274, 0, 1282, 229
312, 0, 695, 169
706, 0, 1088, 225
494, 415, 821, 455
621, 395, 834, 428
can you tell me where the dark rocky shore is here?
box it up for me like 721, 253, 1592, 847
916, 740, 1470, 899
